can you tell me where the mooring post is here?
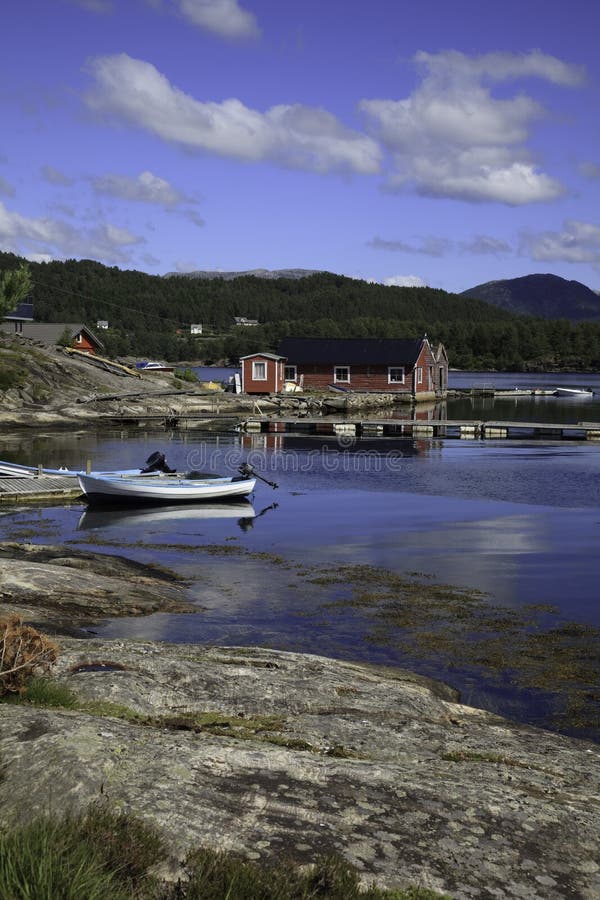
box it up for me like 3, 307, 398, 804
86, 459, 92, 474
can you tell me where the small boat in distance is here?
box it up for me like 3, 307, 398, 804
135, 361, 174, 373
553, 387, 594, 398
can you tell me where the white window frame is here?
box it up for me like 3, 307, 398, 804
75, 333, 82, 344
416, 366, 423, 385
284, 365, 297, 381
252, 360, 267, 381
388, 366, 405, 384
334, 366, 350, 383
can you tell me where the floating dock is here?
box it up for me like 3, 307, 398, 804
238, 417, 600, 441
0, 475, 83, 503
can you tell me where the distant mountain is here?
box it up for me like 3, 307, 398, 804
461, 274, 600, 321
165, 268, 324, 281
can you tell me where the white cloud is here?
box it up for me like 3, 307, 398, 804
368, 235, 451, 257
182, 209, 205, 227
91, 170, 195, 208
360, 50, 581, 204
383, 275, 427, 287
0, 175, 15, 198
85, 54, 381, 175
70, 0, 259, 39
0, 200, 143, 264
41, 165, 75, 186
25, 253, 55, 263
521, 219, 600, 264
67, 0, 113, 12
173, 259, 201, 272
175, 0, 259, 39
413, 49, 585, 88
579, 161, 600, 180
460, 235, 512, 255
371, 232, 513, 262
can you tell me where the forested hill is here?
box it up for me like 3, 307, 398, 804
2, 251, 600, 370
1, 251, 507, 328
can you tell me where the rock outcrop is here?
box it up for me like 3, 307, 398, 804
1, 640, 599, 898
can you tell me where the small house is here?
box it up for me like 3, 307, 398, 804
276, 336, 447, 399
190, 323, 203, 335
2, 301, 34, 333
240, 352, 286, 394
0, 321, 105, 355
234, 317, 259, 327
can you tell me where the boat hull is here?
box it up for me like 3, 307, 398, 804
78, 473, 256, 504
553, 388, 593, 397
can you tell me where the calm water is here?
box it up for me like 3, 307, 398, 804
1, 375, 599, 739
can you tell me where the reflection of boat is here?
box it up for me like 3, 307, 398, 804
78, 472, 256, 504
553, 387, 593, 398
77, 501, 256, 530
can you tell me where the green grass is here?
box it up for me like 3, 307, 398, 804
0, 805, 449, 899
0, 814, 139, 900
182, 849, 446, 899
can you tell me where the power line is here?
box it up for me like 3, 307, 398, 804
32, 277, 193, 330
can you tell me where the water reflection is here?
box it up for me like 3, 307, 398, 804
77, 500, 256, 532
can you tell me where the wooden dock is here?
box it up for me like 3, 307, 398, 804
238, 417, 600, 441
0, 475, 83, 503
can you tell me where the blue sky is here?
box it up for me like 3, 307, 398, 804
2, 0, 600, 294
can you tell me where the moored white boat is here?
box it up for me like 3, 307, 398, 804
78, 471, 256, 504
553, 387, 593, 397
0, 460, 149, 479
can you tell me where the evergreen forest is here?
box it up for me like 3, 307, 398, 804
2, 251, 600, 371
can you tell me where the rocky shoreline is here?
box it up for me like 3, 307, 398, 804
1, 339, 600, 896
0, 544, 599, 898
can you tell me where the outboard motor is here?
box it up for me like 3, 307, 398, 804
142, 451, 176, 474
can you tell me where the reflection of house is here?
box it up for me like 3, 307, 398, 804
0, 321, 105, 355
2, 301, 34, 333
276, 337, 447, 398
234, 316, 259, 327
240, 352, 286, 393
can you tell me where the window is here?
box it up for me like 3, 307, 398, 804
416, 367, 423, 385
388, 367, 405, 384
334, 366, 350, 383
284, 365, 297, 381
252, 360, 267, 380
75, 333, 82, 344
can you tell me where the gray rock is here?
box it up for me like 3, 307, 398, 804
0, 542, 194, 629
1, 640, 598, 898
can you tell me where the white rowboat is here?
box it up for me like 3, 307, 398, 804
78, 472, 256, 504
0, 460, 149, 479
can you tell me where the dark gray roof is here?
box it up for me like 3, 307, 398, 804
3, 302, 33, 321
277, 337, 425, 366
0, 322, 104, 351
